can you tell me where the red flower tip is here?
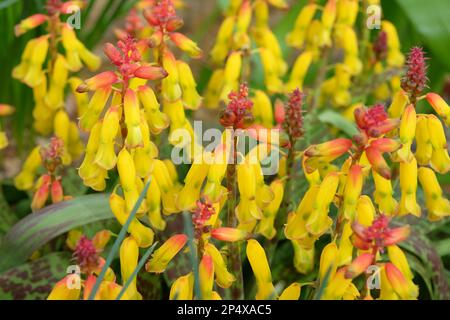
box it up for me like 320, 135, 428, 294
73, 236, 100, 274
401, 47, 428, 100
351, 215, 410, 252
192, 200, 215, 238
373, 31, 388, 61
220, 83, 253, 128
355, 104, 398, 137
283, 88, 305, 141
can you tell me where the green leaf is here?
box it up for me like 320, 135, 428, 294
395, 0, 450, 70
0, 194, 113, 273
317, 110, 359, 137
0, 186, 17, 237
0, 252, 71, 300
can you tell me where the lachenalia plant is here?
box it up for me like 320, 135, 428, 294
13, 0, 99, 204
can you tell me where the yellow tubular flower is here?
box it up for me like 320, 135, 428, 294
321, 0, 337, 47
319, 243, 338, 282
415, 115, 432, 165
68, 121, 84, 160
286, 51, 313, 92
137, 85, 169, 134
399, 156, 421, 217
162, 51, 182, 102
397, 105, 416, 162
356, 195, 375, 226
80, 86, 113, 132
336, 0, 358, 26
146, 234, 187, 273
384, 262, 418, 300
62, 24, 100, 72
427, 115, 450, 174
14, 146, 41, 190
19, 35, 49, 87
117, 148, 143, 215
382, 21, 404, 67
278, 283, 301, 300
337, 222, 353, 266
146, 176, 166, 231
47, 276, 81, 300
306, 173, 339, 236
170, 273, 194, 300
124, 89, 143, 148
322, 268, 353, 300
95, 106, 120, 170
292, 240, 315, 274
210, 16, 235, 65
427, 93, 450, 126
205, 243, 235, 289
53, 110, 72, 165
388, 90, 409, 119
177, 60, 202, 110
152, 159, 178, 214
285, 185, 318, 240
199, 253, 214, 300
203, 142, 229, 202
372, 170, 397, 215
252, 26, 287, 76
252, 90, 274, 127
418, 167, 450, 221
204, 69, 224, 109
259, 48, 283, 92
177, 160, 209, 211
220, 51, 242, 100
342, 164, 363, 220
257, 179, 284, 240
120, 236, 141, 300
236, 162, 262, 222
246, 239, 277, 300
134, 117, 158, 178
79, 122, 108, 191
387, 245, 414, 280
110, 192, 154, 248
69, 77, 89, 117
286, 3, 317, 48
45, 54, 68, 109
380, 264, 399, 300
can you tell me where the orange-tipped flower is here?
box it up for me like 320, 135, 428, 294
134, 65, 168, 80
211, 228, 250, 242
50, 178, 64, 204
304, 138, 352, 158
365, 146, 392, 179
15, 14, 48, 36
169, 32, 203, 59
31, 174, 51, 211
77, 71, 118, 93
384, 262, 418, 299
427, 92, 450, 126
345, 253, 374, 279
146, 234, 188, 273
199, 254, 214, 300
342, 164, 363, 220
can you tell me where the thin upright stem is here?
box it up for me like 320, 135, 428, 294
226, 130, 244, 300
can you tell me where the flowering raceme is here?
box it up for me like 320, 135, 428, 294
13, 0, 97, 197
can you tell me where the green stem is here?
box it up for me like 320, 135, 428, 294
226, 130, 244, 300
